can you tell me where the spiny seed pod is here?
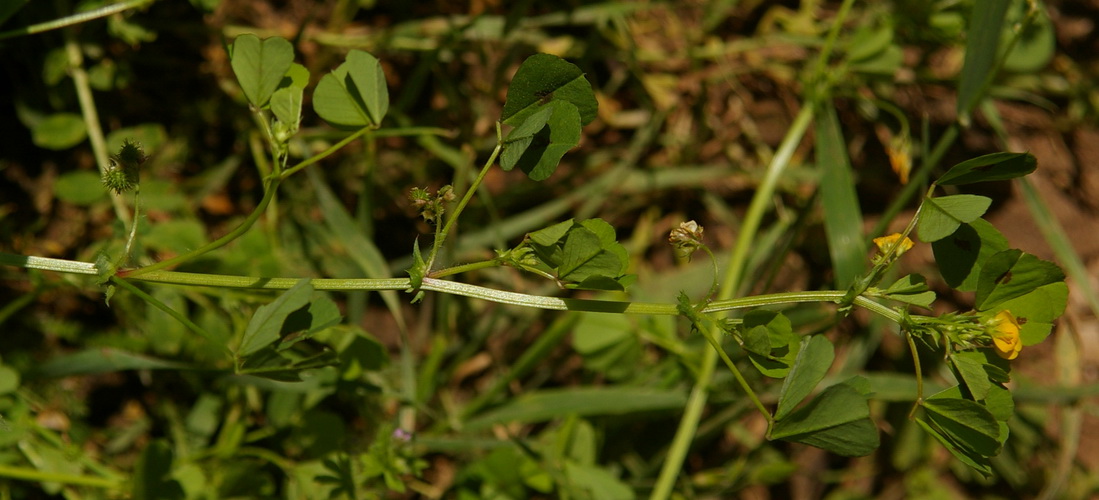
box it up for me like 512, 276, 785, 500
102, 139, 145, 194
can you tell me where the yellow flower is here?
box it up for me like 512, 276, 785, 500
990, 310, 1022, 360
873, 233, 914, 257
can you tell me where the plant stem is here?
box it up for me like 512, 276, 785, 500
0, 0, 154, 40
109, 277, 224, 351
650, 99, 817, 500
280, 127, 372, 179
424, 139, 503, 271
906, 330, 924, 418
122, 176, 281, 278
428, 258, 502, 278
64, 27, 130, 226
3, 252, 911, 322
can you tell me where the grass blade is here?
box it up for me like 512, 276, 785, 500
816, 104, 866, 288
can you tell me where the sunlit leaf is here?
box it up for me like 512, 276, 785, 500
314, 50, 389, 129
775, 335, 834, 420
974, 249, 1065, 311
917, 194, 992, 242
882, 274, 936, 309
229, 34, 294, 108
502, 53, 597, 127
990, 281, 1068, 345
771, 377, 879, 457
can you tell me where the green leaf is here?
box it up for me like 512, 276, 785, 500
775, 335, 834, 420
464, 387, 686, 430
28, 348, 192, 377
956, 0, 1010, 122
816, 104, 866, 289
132, 440, 184, 500
882, 274, 936, 309
239, 347, 338, 382
932, 219, 1010, 291
915, 418, 993, 476
502, 53, 597, 127
949, 351, 994, 400
0, 0, 29, 26
1003, 8, 1054, 73
742, 311, 800, 379
0, 364, 20, 394
922, 393, 1002, 457
229, 34, 294, 108
277, 295, 343, 351
974, 249, 1065, 311
770, 377, 879, 457
270, 79, 304, 134
991, 281, 1068, 345
238, 280, 314, 356
936, 152, 1037, 186
32, 113, 86, 150
500, 102, 554, 169
55, 170, 107, 205
526, 219, 632, 290
499, 100, 581, 181
313, 50, 389, 129
563, 462, 635, 500
917, 194, 992, 242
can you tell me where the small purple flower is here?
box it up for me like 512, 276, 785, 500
392, 428, 413, 442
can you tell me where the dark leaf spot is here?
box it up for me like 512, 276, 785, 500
996, 270, 1013, 285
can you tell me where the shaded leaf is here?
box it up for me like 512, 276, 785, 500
741, 311, 800, 379
132, 440, 184, 500
957, 0, 1010, 121
922, 394, 1002, 457
499, 100, 581, 181
464, 387, 686, 430
238, 280, 314, 356
915, 418, 993, 476
932, 219, 1010, 291
32, 113, 86, 150
936, 152, 1037, 185
29, 348, 193, 378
